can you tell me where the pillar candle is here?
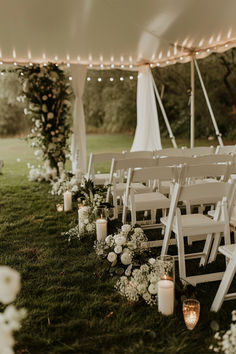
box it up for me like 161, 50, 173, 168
157, 279, 174, 316
64, 191, 72, 212
78, 205, 84, 233
96, 218, 107, 242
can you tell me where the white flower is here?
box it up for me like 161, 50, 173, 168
143, 292, 151, 302
107, 252, 117, 263
105, 235, 114, 247
47, 112, 54, 119
16, 158, 21, 163
121, 224, 131, 233
125, 264, 132, 276
148, 283, 158, 295
122, 248, 129, 254
115, 236, 126, 246
0, 324, 15, 353
23, 108, 28, 115
127, 241, 136, 250
114, 245, 122, 254
2, 305, 27, 331
148, 258, 156, 265
84, 219, 89, 225
0, 267, 21, 304
86, 224, 94, 233
137, 284, 147, 295
120, 252, 132, 265
134, 227, 143, 234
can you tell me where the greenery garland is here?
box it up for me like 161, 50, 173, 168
16, 63, 73, 170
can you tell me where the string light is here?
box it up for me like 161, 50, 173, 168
129, 75, 133, 80
1, 72, 4, 76
100, 63, 104, 68
111, 64, 115, 68
121, 64, 124, 68
89, 63, 93, 68
0, 61, 3, 65
69, 76, 72, 81
109, 77, 114, 82
180, 56, 183, 60
156, 63, 160, 66
13, 62, 17, 66
67, 63, 70, 67
120, 77, 124, 81
87, 77, 91, 81
129, 64, 133, 69
98, 77, 102, 82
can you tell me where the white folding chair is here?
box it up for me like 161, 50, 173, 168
106, 157, 157, 218
123, 151, 154, 159
211, 245, 236, 312
181, 146, 215, 157
215, 145, 236, 155
86, 152, 124, 185
161, 178, 231, 286
122, 165, 178, 229
154, 147, 185, 157
0, 160, 3, 174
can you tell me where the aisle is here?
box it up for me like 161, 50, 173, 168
0, 167, 235, 353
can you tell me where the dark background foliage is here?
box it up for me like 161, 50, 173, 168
0, 48, 235, 139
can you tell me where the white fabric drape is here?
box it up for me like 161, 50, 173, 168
70, 64, 87, 173
131, 65, 162, 151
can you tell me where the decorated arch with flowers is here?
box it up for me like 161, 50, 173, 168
16, 63, 73, 174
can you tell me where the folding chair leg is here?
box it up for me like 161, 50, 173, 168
122, 205, 127, 224
211, 259, 236, 312
176, 209, 187, 282
208, 233, 221, 263
199, 233, 214, 266
131, 207, 137, 226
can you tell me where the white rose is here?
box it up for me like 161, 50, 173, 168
121, 252, 132, 265
114, 245, 122, 254
121, 224, 131, 233
107, 252, 117, 263
122, 248, 129, 254
127, 241, 136, 250
84, 219, 89, 224
0, 267, 21, 304
148, 258, 156, 265
47, 112, 54, 119
115, 236, 126, 246
137, 284, 147, 294
134, 227, 143, 234
148, 283, 158, 295
105, 235, 113, 246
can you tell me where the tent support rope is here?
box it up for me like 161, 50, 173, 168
151, 73, 177, 148
194, 58, 224, 147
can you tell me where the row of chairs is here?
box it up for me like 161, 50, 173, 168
87, 145, 236, 186
86, 148, 236, 312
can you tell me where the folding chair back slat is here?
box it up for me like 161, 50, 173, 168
131, 165, 178, 184
182, 146, 214, 157
180, 162, 232, 182
124, 151, 154, 159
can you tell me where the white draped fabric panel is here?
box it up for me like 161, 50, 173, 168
131, 66, 162, 152
70, 64, 87, 173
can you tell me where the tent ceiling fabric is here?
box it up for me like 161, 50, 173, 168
1, 0, 236, 66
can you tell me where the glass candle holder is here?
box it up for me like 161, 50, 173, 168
56, 203, 63, 212
156, 255, 175, 282
183, 298, 200, 330
157, 255, 175, 316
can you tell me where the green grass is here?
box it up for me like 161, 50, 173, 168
0, 135, 235, 354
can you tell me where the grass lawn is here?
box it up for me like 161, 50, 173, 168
0, 135, 235, 353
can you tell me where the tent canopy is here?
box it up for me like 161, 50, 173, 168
1, 0, 236, 67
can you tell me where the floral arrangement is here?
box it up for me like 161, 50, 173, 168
115, 257, 173, 306
16, 63, 73, 172
0, 266, 27, 353
94, 224, 147, 274
64, 179, 111, 241
210, 310, 236, 353
51, 171, 79, 196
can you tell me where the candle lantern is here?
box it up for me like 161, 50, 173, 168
56, 203, 63, 212
95, 207, 108, 242
157, 255, 175, 316
183, 298, 200, 330
78, 203, 85, 234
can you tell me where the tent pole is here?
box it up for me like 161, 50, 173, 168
151, 73, 177, 148
194, 58, 224, 146
190, 58, 195, 148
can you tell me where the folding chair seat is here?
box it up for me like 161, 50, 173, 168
215, 145, 236, 155
160, 178, 231, 286
106, 157, 157, 218
122, 165, 178, 229
86, 152, 124, 185
211, 245, 236, 312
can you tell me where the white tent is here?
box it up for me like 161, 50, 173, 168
1, 0, 235, 170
